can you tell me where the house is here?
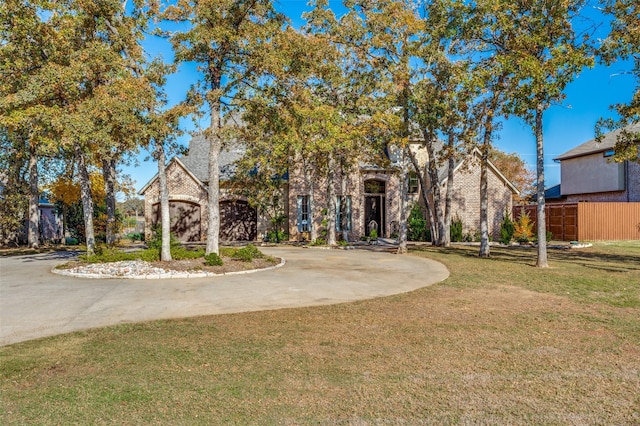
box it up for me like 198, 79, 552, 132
140, 134, 519, 243
517, 124, 640, 241
1, 195, 63, 246
138, 135, 267, 242
287, 143, 518, 241
552, 123, 640, 202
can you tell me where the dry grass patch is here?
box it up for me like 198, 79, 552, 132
1, 242, 639, 424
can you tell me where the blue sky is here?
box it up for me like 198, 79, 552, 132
124, 1, 636, 195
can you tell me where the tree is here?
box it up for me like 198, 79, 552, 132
489, 149, 536, 202
411, 0, 477, 248
163, 0, 286, 255
597, 0, 640, 161
2, 0, 159, 254
307, 0, 425, 253
0, 129, 29, 246
496, 0, 594, 267
47, 168, 105, 238
0, 0, 63, 249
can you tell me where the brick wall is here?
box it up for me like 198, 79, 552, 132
287, 154, 515, 242
439, 156, 513, 240
142, 160, 209, 241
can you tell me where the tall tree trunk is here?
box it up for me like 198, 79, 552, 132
61, 204, 67, 242
300, 153, 318, 242
102, 157, 117, 245
156, 138, 172, 261
27, 144, 40, 249
423, 130, 445, 246
479, 114, 492, 258
340, 162, 349, 242
76, 144, 96, 256
397, 147, 410, 254
206, 102, 222, 256
407, 149, 436, 244
327, 152, 337, 246
443, 130, 456, 248
535, 104, 549, 268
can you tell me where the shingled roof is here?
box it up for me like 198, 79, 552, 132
179, 135, 245, 183
554, 122, 640, 161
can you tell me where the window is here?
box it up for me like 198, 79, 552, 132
408, 172, 419, 194
297, 195, 310, 232
336, 196, 352, 232
364, 179, 385, 194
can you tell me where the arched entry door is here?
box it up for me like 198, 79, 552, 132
152, 201, 202, 242
364, 179, 386, 237
220, 200, 257, 241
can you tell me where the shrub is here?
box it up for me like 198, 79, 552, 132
408, 204, 430, 241
137, 248, 160, 262
450, 216, 463, 242
81, 247, 136, 263
146, 226, 180, 251
127, 233, 142, 242
204, 252, 223, 266
514, 210, 535, 243
171, 246, 204, 260
309, 238, 326, 246
219, 247, 238, 258
369, 229, 378, 240
65, 237, 79, 246
235, 244, 263, 262
463, 229, 481, 242
499, 212, 515, 245
266, 230, 287, 243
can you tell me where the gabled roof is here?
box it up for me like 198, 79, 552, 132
369, 142, 520, 195
179, 135, 245, 183
453, 148, 520, 195
554, 122, 640, 161
138, 157, 207, 196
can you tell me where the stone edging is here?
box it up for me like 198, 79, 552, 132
51, 257, 286, 280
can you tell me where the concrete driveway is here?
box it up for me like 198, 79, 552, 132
0, 247, 449, 346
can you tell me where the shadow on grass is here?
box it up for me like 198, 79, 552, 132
412, 244, 640, 273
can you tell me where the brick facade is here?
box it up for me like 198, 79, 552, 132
287, 151, 515, 242
440, 155, 514, 239
142, 159, 209, 241
143, 144, 516, 243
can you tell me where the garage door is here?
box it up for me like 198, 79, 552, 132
152, 201, 202, 242
220, 200, 257, 241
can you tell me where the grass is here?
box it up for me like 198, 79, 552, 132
1, 242, 639, 424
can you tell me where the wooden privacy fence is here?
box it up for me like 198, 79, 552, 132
513, 202, 640, 241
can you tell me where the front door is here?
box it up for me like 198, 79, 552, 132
364, 195, 385, 237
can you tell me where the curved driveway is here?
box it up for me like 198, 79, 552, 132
0, 247, 449, 346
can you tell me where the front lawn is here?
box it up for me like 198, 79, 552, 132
1, 242, 638, 424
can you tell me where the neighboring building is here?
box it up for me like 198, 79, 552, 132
140, 134, 519, 243
520, 125, 640, 241
553, 123, 640, 202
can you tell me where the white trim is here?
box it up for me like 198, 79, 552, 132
445, 148, 520, 195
